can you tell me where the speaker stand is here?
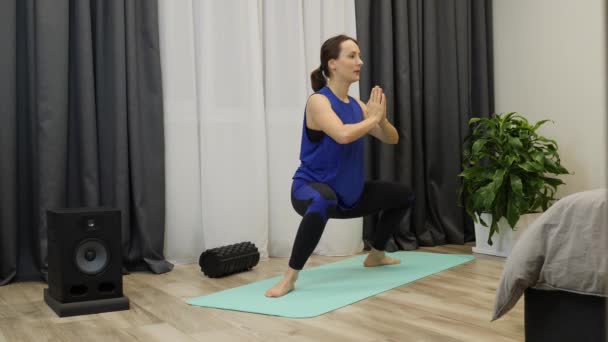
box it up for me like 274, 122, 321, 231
44, 288, 129, 317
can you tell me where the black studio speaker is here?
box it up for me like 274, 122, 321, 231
44, 208, 129, 317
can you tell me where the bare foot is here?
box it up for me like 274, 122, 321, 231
265, 278, 296, 297
265, 268, 299, 298
363, 250, 401, 267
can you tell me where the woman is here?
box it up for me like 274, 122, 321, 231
265, 35, 415, 298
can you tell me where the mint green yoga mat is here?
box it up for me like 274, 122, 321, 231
187, 251, 474, 318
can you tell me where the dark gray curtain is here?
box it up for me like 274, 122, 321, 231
355, 0, 494, 249
0, 0, 172, 286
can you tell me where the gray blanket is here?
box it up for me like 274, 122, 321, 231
492, 188, 608, 320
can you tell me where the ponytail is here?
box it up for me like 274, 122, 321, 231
310, 67, 327, 92
311, 35, 358, 91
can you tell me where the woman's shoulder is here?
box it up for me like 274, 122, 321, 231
307, 92, 331, 108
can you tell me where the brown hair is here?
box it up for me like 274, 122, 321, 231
310, 35, 359, 92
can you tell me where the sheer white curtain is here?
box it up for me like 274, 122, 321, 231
159, 0, 362, 264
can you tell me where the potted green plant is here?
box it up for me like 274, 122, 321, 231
459, 112, 570, 255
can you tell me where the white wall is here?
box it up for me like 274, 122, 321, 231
493, 0, 607, 197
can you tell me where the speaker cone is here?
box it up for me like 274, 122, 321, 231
74, 239, 109, 275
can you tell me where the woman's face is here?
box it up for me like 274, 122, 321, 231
329, 40, 363, 82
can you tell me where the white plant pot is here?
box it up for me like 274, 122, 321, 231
472, 212, 542, 257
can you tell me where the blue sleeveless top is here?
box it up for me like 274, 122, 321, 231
293, 86, 365, 209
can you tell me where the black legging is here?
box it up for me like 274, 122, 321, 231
289, 179, 415, 270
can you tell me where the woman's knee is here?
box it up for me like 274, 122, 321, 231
400, 185, 416, 207
291, 182, 338, 219
401, 190, 415, 209
385, 182, 415, 208
306, 185, 337, 220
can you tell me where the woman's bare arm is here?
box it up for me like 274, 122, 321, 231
306, 93, 384, 144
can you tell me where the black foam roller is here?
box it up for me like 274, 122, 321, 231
198, 242, 260, 278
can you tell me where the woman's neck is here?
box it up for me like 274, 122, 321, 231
327, 79, 351, 102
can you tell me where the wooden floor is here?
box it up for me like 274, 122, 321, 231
0, 243, 524, 341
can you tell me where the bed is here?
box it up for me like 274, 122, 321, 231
492, 188, 607, 341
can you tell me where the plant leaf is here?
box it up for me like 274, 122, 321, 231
472, 139, 487, 156
469, 117, 482, 125
532, 119, 552, 131
510, 174, 524, 197
508, 136, 523, 150
542, 176, 565, 189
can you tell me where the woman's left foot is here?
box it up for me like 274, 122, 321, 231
363, 253, 401, 267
